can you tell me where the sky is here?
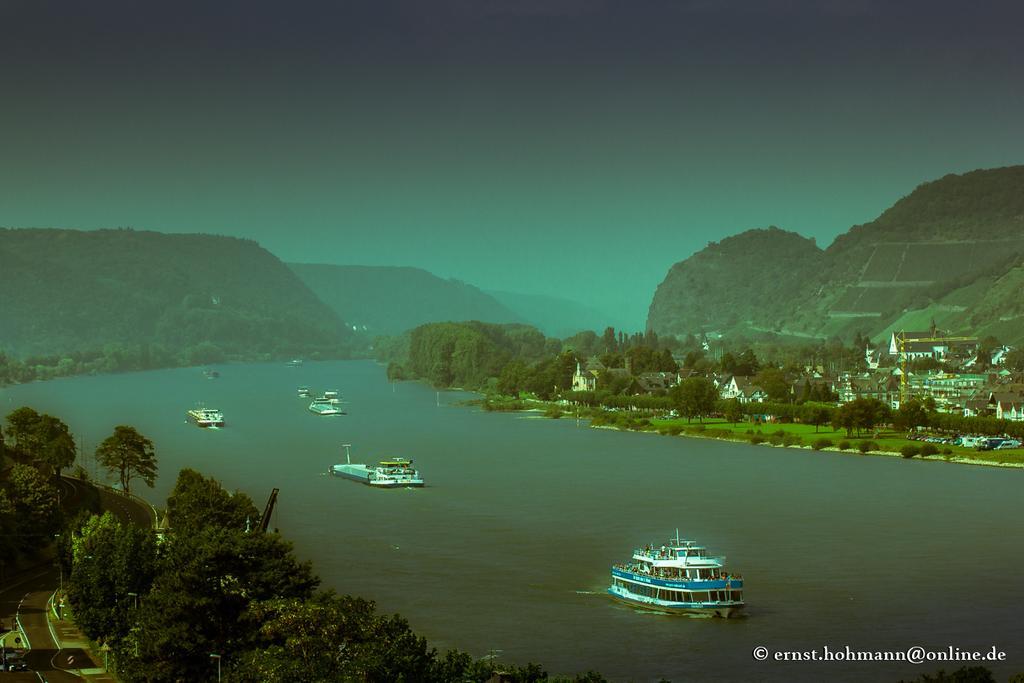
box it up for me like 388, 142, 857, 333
2, 0, 1023, 330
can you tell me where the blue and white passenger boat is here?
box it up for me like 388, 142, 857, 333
608, 531, 745, 618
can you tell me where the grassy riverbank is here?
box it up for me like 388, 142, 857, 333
475, 397, 1024, 468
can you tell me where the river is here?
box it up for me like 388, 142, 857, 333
3, 360, 1021, 682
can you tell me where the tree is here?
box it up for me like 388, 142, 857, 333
1004, 347, 1024, 373
35, 414, 77, 480
682, 350, 705, 368
3, 408, 76, 478
4, 463, 60, 553
167, 468, 259, 536
126, 525, 319, 681
755, 368, 791, 402
4, 406, 45, 461
496, 360, 529, 398
832, 403, 857, 437
601, 327, 618, 354
736, 349, 761, 376
834, 398, 890, 437
671, 377, 719, 423
67, 512, 157, 644
802, 403, 833, 433
723, 398, 743, 425
95, 426, 157, 495
894, 399, 930, 433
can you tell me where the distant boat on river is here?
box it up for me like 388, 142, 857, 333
187, 407, 225, 428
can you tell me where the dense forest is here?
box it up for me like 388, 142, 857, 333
0, 229, 354, 364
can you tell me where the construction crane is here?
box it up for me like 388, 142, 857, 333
258, 488, 279, 533
895, 331, 978, 407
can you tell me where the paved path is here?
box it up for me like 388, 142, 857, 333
1, 477, 154, 681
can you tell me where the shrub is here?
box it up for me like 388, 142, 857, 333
773, 429, 786, 437
901, 444, 920, 458
838, 440, 851, 451
920, 443, 939, 457
782, 434, 802, 447
544, 406, 564, 419
750, 435, 765, 445
858, 441, 877, 454
667, 425, 683, 436
942, 447, 953, 455
745, 429, 754, 435
769, 434, 784, 446
812, 438, 834, 451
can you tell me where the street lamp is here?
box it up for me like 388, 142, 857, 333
127, 592, 139, 610
210, 653, 221, 682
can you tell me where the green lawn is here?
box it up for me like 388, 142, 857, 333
649, 417, 1024, 466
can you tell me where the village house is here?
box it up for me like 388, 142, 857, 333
990, 392, 1024, 421
886, 327, 979, 362
839, 371, 900, 407
919, 372, 990, 413
635, 371, 677, 394
719, 375, 768, 404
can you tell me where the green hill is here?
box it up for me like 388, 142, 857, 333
288, 263, 523, 336
0, 228, 351, 362
647, 227, 823, 338
647, 166, 1024, 345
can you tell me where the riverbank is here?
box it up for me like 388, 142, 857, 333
473, 397, 1024, 468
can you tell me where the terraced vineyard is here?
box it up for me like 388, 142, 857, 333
859, 240, 1024, 284
830, 284, 929, 315
831, 238, 1024, 316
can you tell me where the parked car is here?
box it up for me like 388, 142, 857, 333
994, 439, 1022, 450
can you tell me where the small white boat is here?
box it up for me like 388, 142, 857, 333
309, 400, 343, 416
297, 386, 311, 397
187, 407, 225, 428
317, 390, 341, 404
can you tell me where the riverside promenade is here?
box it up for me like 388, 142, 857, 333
1, 477, 155, 681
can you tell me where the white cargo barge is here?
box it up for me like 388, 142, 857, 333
330, 445, 424, 488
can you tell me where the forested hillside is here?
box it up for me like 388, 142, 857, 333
648, 166, 1024, 345
647, 227, 822, 339
0, 229, 352, 371
289, 264, 523, 336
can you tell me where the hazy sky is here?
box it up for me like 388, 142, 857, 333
2, 1, 1023, 330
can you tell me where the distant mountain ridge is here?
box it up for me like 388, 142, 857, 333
288, 263, 524, 336
0, 228, 351, 359
647, 166, 1024, 345
486, 290, 613, 339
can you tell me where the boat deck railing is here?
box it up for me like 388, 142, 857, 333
613, 564, 742, 581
